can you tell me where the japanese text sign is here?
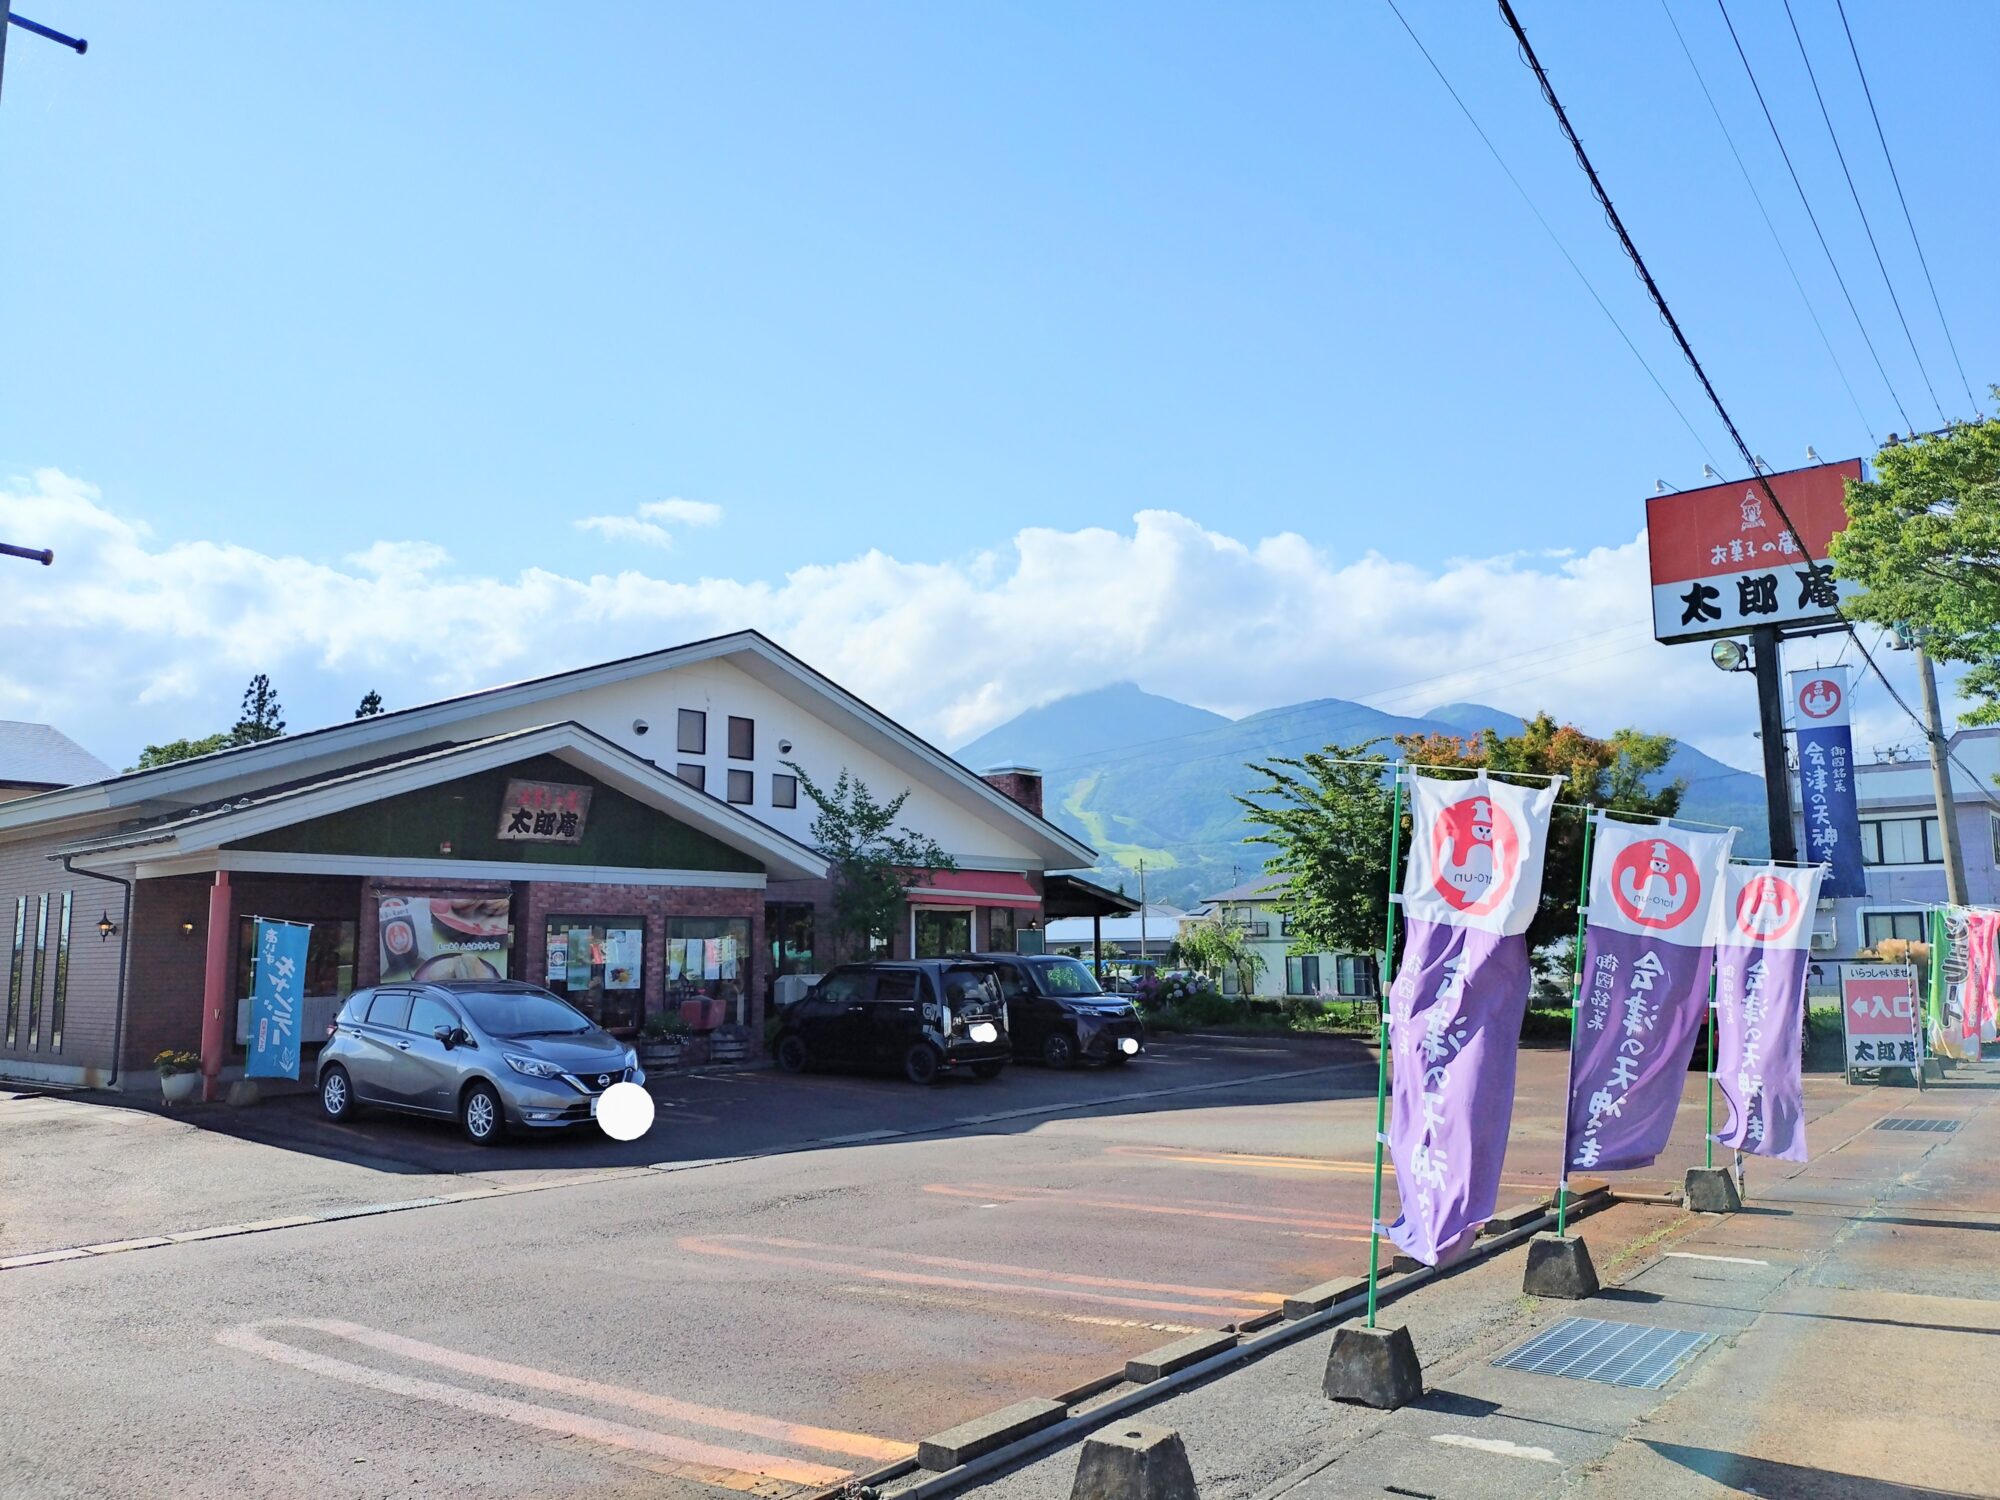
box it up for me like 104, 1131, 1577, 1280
1712, 863, 1823, 1162
1646, 459, 1861, 644
497, 779, 593, 844
1565, 819, 1734, 1175
1840, 963, 1920, 1073
247, 917, 311, 1080
1791, 666, 1867, 898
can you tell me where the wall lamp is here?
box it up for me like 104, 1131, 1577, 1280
97, 911, 118, 941
180, 921, 196, 938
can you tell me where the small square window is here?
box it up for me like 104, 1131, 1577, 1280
727, 769, 754, 804
728, 715, 755, 760
772, 773, 798, 810
676, 763, 706, 792
678, 709, 706, 755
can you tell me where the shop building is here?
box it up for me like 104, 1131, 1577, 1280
0, 632, 1097, 1092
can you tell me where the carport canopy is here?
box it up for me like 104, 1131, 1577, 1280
1041, 873, 1142, 979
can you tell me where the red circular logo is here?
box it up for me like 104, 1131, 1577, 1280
1798, 678, 1843, 720
1609, 837, 1702, 930
1429, 794, 1522, 917
1734, 874, 1803, 941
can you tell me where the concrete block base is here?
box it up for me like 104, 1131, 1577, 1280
1070, 1423, 1199, 1500
1322, 1323, 1423, 1410
1684, 1167, 1743, 1214
1522, 1232, 1600, 1299
918, 1398, 1066, 1470
225, 1080, 261, 1108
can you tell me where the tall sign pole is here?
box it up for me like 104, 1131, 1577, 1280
1752, 627, 1798, 864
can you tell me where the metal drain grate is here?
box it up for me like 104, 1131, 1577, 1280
1874, 1118, 1959, 1134
1492, 1317, 1712, 1389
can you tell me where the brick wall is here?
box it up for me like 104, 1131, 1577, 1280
0, 834, 128, 1084
979, 770, 1044, 819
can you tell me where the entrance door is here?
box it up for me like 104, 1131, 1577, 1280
913, 907, 972, 958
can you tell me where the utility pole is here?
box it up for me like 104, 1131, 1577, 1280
1138, 859, 1148, 966
1915, 644, 1969, 906
1751, 626, 1799, 864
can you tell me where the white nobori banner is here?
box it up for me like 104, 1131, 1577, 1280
1582, 820, 1736, 944
1399, 771, 1561, 937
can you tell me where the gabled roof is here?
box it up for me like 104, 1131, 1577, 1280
0, 721, 113, 789
1204, 875, 1289, 904
0, 630, 1096, 866
56, 721, 828, 881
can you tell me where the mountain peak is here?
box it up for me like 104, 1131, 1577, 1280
954, 683, 1231, 770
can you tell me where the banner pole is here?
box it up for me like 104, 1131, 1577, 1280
1556, 810, 1595, 1238
1705, 968, 1717, 1172
1365, 765, 1406, 1330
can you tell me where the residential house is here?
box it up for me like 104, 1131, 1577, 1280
1200, 876, 1377, 1001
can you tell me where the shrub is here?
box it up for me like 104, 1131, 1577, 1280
153, 1049, 200, 1076
640, 1012, 691, 1041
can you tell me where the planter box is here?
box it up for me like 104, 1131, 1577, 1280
709, 1036, 749, 1064
160, 1071, 199, 1105
637, 1042, 687, 1071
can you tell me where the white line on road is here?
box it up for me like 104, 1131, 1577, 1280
1662, 1252, 1772, 1267
1430, 1434, 1559, 1463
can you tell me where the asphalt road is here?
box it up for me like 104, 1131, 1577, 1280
0, 1036, 1857, 1499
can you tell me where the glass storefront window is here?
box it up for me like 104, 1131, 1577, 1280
765, 902, 815, 1009
987, 907, 1016, 954
913, 908, 972, 958
667, 916, 752, 1025
544, 917, 645, 1031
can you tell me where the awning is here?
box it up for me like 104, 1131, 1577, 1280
904, 869, 1042, 909
1041, 872, 1143, 920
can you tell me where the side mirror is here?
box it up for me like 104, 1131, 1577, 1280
434, 1025, 455, 1047
451, 1027, 472, 1049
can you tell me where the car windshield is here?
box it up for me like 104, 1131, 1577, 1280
1032, 958, 1104, 996
456, 988, 594, 1039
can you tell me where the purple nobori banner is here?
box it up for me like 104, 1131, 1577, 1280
1567, 926, 1713, 1173
1385, 918, 1533, 1267
1564, 819, 1733, 1176
1711, 864, 1823, 1162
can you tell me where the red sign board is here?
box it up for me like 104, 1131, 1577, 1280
1840, 963, 1919, 1073
1646, 459, 1862, 643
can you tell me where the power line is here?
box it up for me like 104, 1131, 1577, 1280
1832, 0, 1984, 420
1380, 0, 1724, 471
1492, 0, 2000, 822
1657, 0, 1874, 448
1713, 0, 1913, 435
1778, 0, 1945, 428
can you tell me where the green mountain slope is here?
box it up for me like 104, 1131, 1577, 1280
956, 689, 1768, 907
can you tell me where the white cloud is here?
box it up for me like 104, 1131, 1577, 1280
575, 515, 677, 549
639, 498, 723, 527
0, 467, 1949, 775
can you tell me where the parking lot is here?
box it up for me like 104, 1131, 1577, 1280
0, 1036, 1865, 1499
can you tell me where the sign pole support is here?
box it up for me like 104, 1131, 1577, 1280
1556, 811, 1596, 1238
1704, 969, 1717, 1172
1364, 765, 1406, 1330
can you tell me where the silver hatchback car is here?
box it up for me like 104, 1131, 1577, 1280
317, 979, 645, 1144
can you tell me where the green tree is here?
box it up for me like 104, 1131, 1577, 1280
230, 674, 286, 745
1831, 409, 2000, 721
785, 763, 954, 961
1169, 917, 1265, 994
355, 690, 384, 718
1239, 715, 1684, 963
130, 732, 231, 772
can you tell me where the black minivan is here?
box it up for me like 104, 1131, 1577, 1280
771, 960, 1012, 1084
968, 952, 1146, 1069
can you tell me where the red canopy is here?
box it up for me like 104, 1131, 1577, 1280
903, 869, 1041, 909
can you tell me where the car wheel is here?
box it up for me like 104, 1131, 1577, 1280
970, 1060, 1006, 1080
461, 1080, 506, 1145
902, 1043, 942, 1085
320, 1065, 358, 1121
775, 1033, 810, 1074
1041, 1031, 1076, 1070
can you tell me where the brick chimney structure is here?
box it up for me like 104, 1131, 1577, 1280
980, 765, 1044, 819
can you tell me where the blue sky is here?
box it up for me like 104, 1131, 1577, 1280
0, 1, 1991, 767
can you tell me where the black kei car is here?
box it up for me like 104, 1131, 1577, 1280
771, 960, 1012, 1084
966, 952, 1147, 1069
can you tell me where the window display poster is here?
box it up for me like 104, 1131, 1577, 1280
378, 894, 512, 984
719, 935, 738, 980
703, 938, 722, 980
545, 938, 568, 984
567, 928, 594, 990
684, 938, 704, 980
667, 941, 684, 980
605, 927, 642, 990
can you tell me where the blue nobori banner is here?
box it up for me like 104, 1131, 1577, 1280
247, 917, 311, 1079
1791, 666, 1866, 898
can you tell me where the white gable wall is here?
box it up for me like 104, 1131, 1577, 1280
437, 660, 1045, 867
